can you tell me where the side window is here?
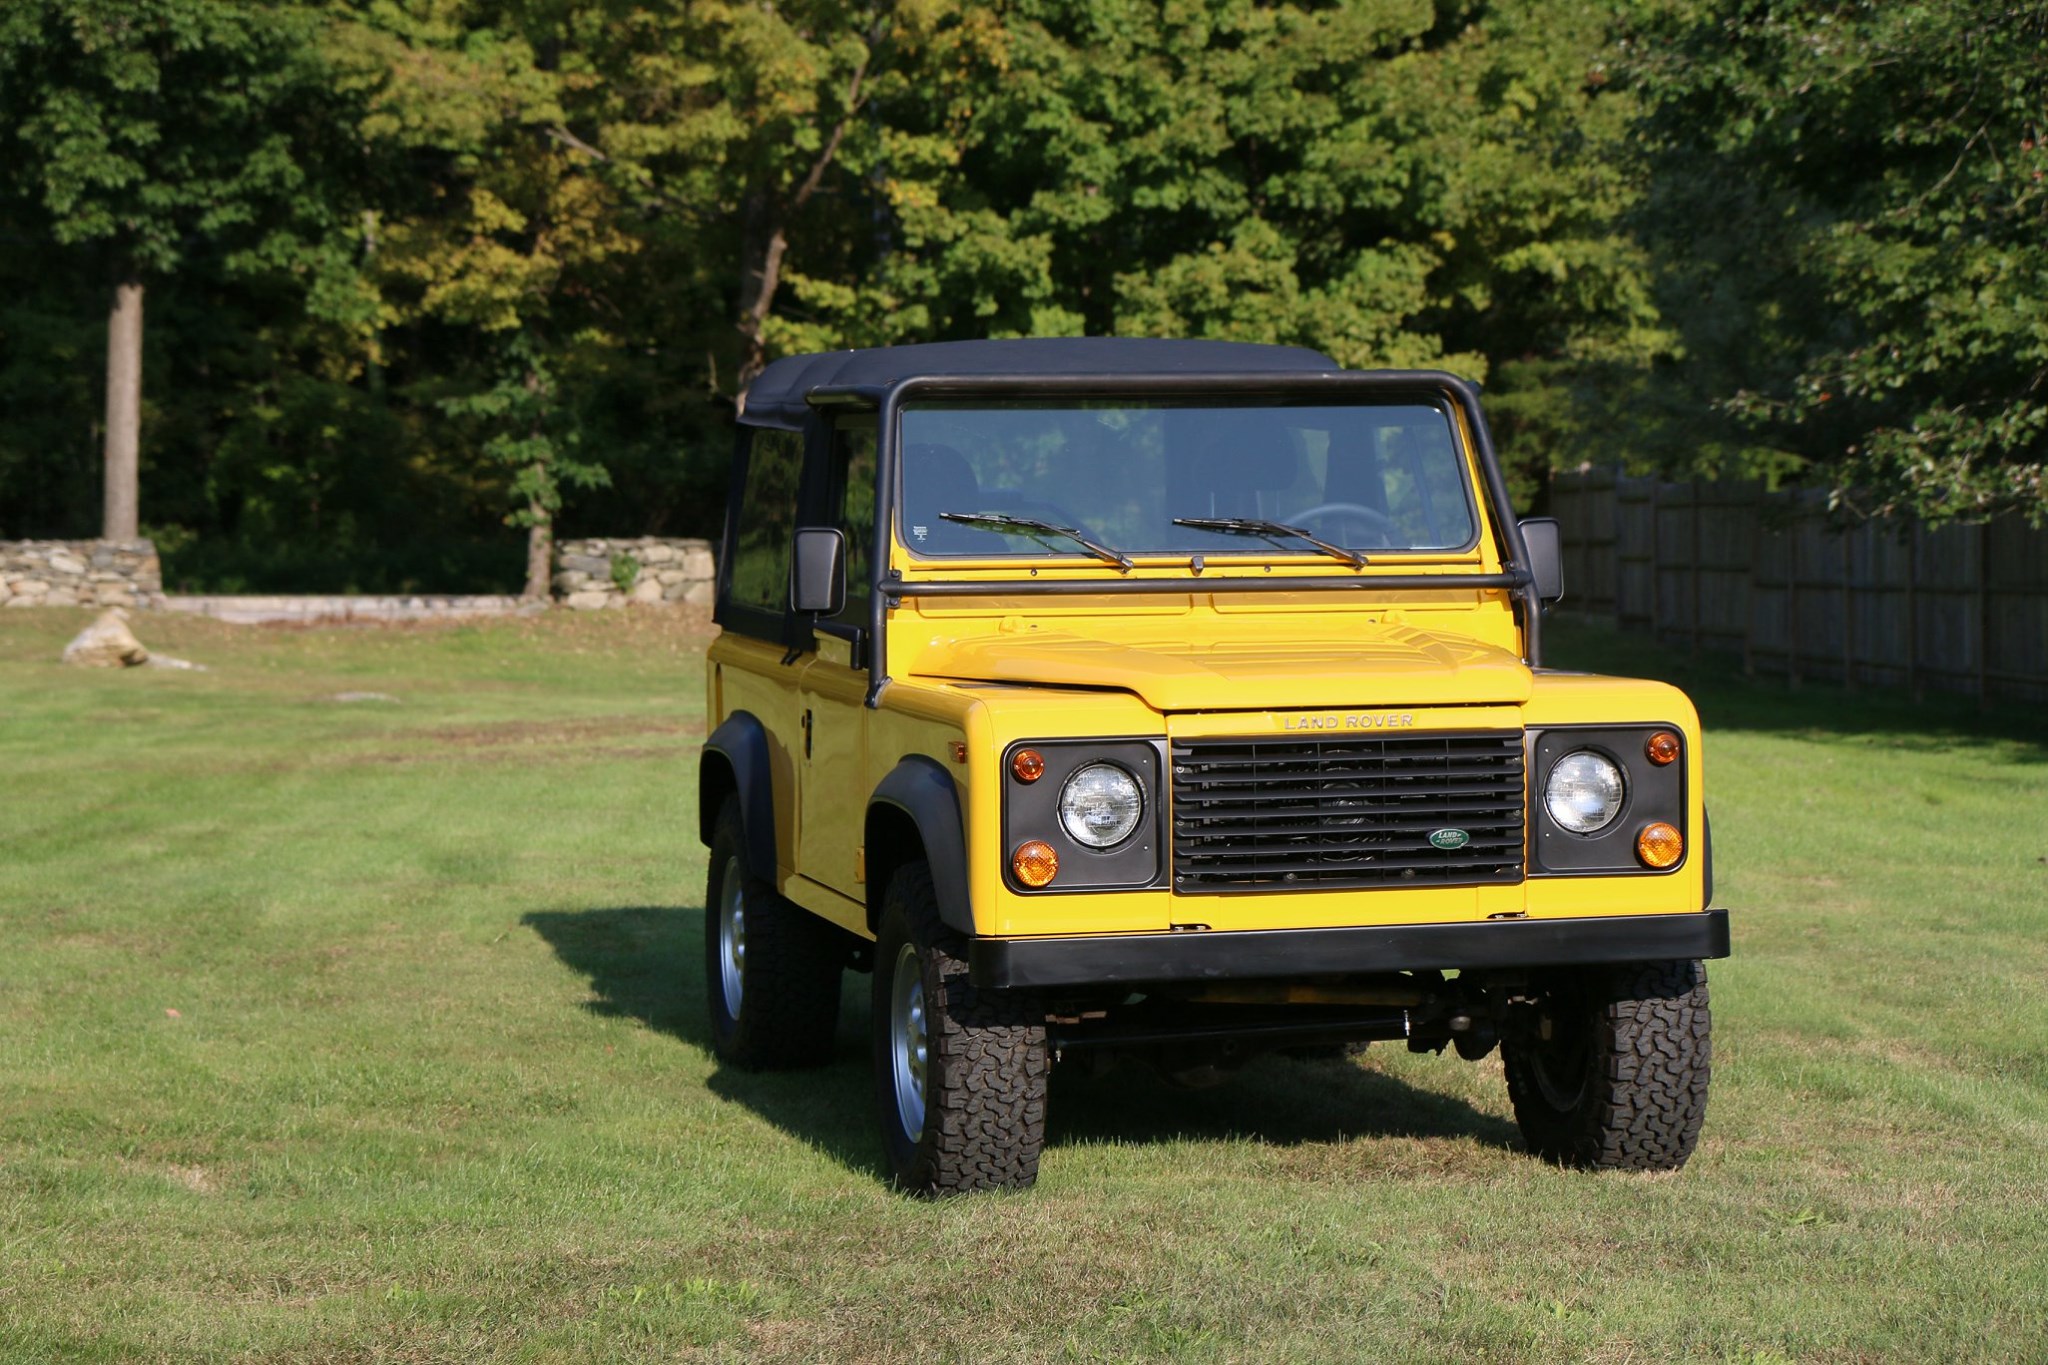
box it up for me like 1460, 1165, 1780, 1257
727, 428, 804, 616
829, 419, 877, 627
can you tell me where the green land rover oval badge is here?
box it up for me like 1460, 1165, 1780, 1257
1429, 828, 1471, 851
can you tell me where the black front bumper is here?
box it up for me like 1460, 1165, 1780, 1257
969, 909, 1731, 990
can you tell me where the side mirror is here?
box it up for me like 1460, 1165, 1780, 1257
790, 526, 847, 615
1518, 517, 1564, 603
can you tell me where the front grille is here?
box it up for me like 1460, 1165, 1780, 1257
1171, 731, 1525, 892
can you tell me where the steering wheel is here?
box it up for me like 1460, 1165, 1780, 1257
1290, 502, 1402, 547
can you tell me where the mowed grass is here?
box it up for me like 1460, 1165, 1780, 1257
2, 607, 2045, 1363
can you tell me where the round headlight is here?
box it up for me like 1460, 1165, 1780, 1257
1545, 751, 1625, 834
1058, 763, 1143, 848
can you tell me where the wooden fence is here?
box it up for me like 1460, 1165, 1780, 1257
1548, 470, 2048, 704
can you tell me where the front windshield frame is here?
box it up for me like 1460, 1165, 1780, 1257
827, 369, 1539, 700
890, 393, 1484, 565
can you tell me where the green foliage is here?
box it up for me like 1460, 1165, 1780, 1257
440, 337, 611, 532
609, 551, 639, 596
0, 0, 333, 277
1630, 0, 2048, 524
3, 0, 2042, 585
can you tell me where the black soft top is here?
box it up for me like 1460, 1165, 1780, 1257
738, 337, 1340, 430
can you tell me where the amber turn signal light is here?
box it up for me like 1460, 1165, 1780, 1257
1012, 840, 1059, 887
1645, 731, 1681, 766
1636, 822, 1684, 869
1011, 748, 1046, 783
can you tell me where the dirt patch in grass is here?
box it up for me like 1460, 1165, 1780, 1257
389, 716, 705, 751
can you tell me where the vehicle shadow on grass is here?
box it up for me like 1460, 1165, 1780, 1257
524, 906, 1521, 1178
1045, 1057, 1522, 1154
522, 904, 885, 1179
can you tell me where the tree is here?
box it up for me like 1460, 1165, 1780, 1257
1630, 0, 2048, 524
734, 0, 1671, 497
327, 0, 630, 596
557, 0, 1005, 393
0, 0, 331, 540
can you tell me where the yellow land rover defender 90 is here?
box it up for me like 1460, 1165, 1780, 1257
700, 339, 1726, 1195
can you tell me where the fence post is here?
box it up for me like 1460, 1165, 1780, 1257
1905, 521, 1921, 701
1975, 523, 1991, 707
1786, 498, 1802, 690
1841, 524, 1856, 693
1690, 478, 1703, 659
1741, 481, 1761, 677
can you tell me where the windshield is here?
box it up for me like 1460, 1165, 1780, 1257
898, 399, 1477, 560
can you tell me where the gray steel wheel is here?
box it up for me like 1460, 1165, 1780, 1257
717, 854, 747, 1018
871, 860, 1049, 1195
887, 941, 928, 1139
703, 798, 841, 1070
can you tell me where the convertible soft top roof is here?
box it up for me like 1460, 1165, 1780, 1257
739, 338, 1341, 430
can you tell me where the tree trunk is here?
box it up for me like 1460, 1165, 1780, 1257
524, 479, 553, 601
103, 280, 143, 542
732, 46, 872, 397
735, 189, 788, 393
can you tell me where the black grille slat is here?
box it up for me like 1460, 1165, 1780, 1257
1172, 731, 1525, 892
1173, 784, 1519, 807
1182, 763, 1521, 786
1176, 852, 1523, 875
1178, 824, 1525, 844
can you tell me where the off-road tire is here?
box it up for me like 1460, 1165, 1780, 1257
871, 860, 1049, 1196
704, 799, 841, 1069
1502, 958, 1710, 1171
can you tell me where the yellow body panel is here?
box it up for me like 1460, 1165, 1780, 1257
710, 605, 1709, 944
707, 396, 1708, 953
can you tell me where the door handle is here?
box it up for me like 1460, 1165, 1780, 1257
800, 708, 813, 759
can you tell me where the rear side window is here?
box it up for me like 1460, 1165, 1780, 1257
727, 428, 804, 614
829, 420, 877, 626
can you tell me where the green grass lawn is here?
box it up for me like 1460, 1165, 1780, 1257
2, 607, 2045, 1363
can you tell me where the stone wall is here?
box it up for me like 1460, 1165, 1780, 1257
0, 540, 162, 609
553, 536, 715, 610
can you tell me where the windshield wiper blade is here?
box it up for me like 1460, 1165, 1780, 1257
1172, 516, 1368, 568
939, 512, 1134, 571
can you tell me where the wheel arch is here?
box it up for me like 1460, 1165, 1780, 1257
866, 756, 975, 939
701, 711, 777, 882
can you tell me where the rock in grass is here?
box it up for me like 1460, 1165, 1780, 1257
61, 608, 150, 667
60, 607, 206, 670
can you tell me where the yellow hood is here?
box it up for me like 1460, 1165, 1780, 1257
914, 625, 1533, 711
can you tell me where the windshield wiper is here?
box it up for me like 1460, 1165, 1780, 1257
939, 512, 1134, 571
1172, 516, 1368, 568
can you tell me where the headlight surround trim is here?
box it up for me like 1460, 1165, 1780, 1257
1000, 737, 1168, 892
1528, 724, 1690, 877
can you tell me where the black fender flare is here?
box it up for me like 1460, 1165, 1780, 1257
869, 756, 975, 938
701, 711, 777, 882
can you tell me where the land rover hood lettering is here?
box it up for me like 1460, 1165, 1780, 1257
1282, 712, 1414, 730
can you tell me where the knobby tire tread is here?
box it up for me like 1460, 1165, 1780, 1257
706, 801, 841, 1070
879, 861, 1048, 1196
1505, 958, 1711, 1172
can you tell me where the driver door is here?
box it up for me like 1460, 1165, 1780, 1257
795, 416, 877, 905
